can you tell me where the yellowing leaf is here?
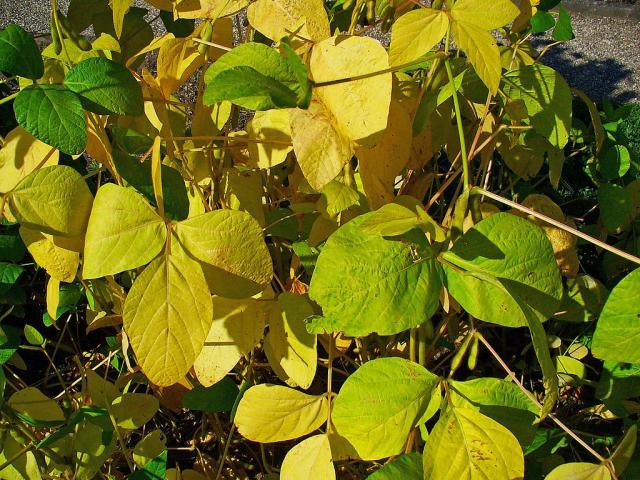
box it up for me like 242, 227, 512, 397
246, 109, 293, 169
0, 126, 59, 194
157, 0, 250, 19
423, 406, 525, 480
234, 384, 328, 442
86, 370, 119, 408
221, 168, 266, 226
0, 430, 42, 480
8, 387, 65, 424
545, 463, 612, 480
193, 296, 269, 386
133, 430, 167, 468
290, 99, 353, 191
86, 114, 113, 167
451, 21, 502, 94
265, 293, 317, 389
20, 226, 81, 282
10, 165, 93, 236
450, 0, 520, 31
83, 184, 167, 279
173, 209, 273, 295
356, 99, 412, 208
122, 254, 213, 386
310, 36, 392, 147
111, 393, 159, 429
110, 0, 134, 38
281, 435, 336, 480
247, 0, 330, 44
46, 277, 60, 319
157, 36, 204, 97
389, 8, 449, 66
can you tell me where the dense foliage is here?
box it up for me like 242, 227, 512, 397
0, 0, 639, 479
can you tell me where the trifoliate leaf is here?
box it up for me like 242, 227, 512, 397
0, 23, 44, 79
122, 254, 213, 386
332, 358, 440, 460
64, 57, 143, 115
10, 165, 93, 236
309, 213, 442, 336
13, 84, 87, 155
234, 384, 328, 442
83, 183, 166, 279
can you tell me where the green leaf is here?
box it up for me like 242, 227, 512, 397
122, 253, 213, 386
182, 377, 239, 413
388, 8, 449, 66
555, 355, 587, 387
556, 275, 609, 323
552, 6, 575, 42
23, 324, 44, 346
83, 183, 166, 279
128, 451, 167, 480
113, 150, 189, 221
13, 84, 87, 155
0, 262, 24, 296
530, 11, 555, 33
0, 23, 44, 80
599, 144, 631, 180
0, 231, 26, 262
596, 361, 640, 404
332, 357, 440, 460
422, 406, 524, 480
442, 212, 563, 327
204, 42, 310, 110
64, 57, 143, 115
360, 201, 445, 241
0, 325, 20, 365
449, 377, 538, 446
592, 268, 640, 364
503, 64, 572, 148
7, 387, 65, 427
10, 165, 94, 236
111, 393, 159, 429
598, 183, 632, 231
366, 453, 423, 480
309, 213, 442, 336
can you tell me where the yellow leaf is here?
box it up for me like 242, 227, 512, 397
173, 209, 273, 295
7, 387, 65, 424
147, 0, 250, 18
246, 109, 293, 170
281, 435, 336, 480
123, 253, 213, 386
110, 0, 134, 38
111, 393, 159, 429
247, 0, 330, 44
151, 136, 164, 218
545, 463, 612, 480
356, 99, 412, 209
83, 184, 167, 279
192, 98, 231, 137
193, 296, 270, 386
389, 8, 449, 66
86, 370, 120, 408
157, 36, 204, 97
450, 0, 521, 30
290, 99, 354, 191
310, 36, 392, 147
46, 277, 60, 319
512, 0, 540, 33
221, 168, 266, 226
0, 430, 42, 480
423, 406, 524, 480
133, 430, 167, 468
264, 293, 317, 389
10, 165, 93, 236
20, 227, 81, 283
126, 32, 175, 68
0, 127, 59, 194
234, 384, 328, 442
86, 114, 113, 168
451, 21, 502, 94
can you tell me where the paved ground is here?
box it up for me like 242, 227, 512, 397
0, 1, 638, 102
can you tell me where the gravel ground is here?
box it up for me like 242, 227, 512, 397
0, 1, 638, 103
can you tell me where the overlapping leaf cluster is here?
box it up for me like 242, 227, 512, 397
0, 0, 639, 479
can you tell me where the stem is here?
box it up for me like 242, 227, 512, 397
108, 409, 135, 473
0, 76, 16, 85
473, 187, 640, 266
51, 0, 70, 64
0, 92, 18, 106
476, 333, 614, 472
326, 334, 334, 432
313, 52, 446, 88
445, 58, 470, 191
191, 37, 232, 52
